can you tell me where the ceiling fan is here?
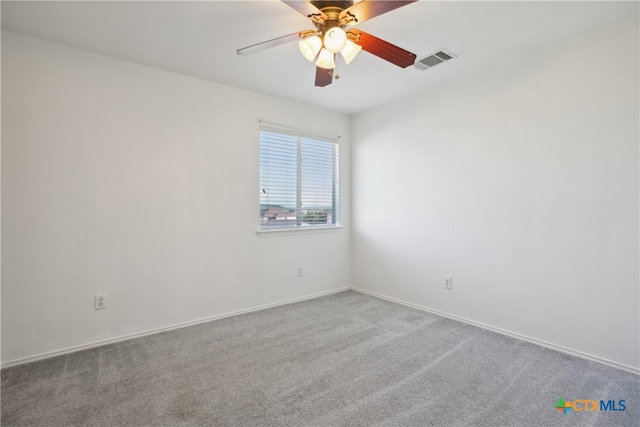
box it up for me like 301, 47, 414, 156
236, 0, 418, 87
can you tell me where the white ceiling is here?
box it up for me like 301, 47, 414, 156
2, 1, 638, 115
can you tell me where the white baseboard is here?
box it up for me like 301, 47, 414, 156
0, 287, 350, 369
4, 286, 638, 376
351, 287, 640, 376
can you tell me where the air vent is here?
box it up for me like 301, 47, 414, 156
415, 49, 457, 71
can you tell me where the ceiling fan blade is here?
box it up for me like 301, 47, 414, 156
281, 1, 327, 20
237, 31, 305, 56
350, 29, 416, 68
339, 0, 417, 26
315, 66, 333, 87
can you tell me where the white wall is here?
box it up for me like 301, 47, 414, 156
1, 32, 351, 365
351, 17, 639, 371
3, 16, 639, 372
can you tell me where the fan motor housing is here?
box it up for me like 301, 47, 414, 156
310, 1, 353, 11
311, 0, 353, 31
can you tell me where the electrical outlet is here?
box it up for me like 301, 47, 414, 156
95, 293, 107, 310
445, 277, 452, 290
297, 266, 304, 277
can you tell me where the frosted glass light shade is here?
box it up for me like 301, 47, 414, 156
323, 27, 347, 53
315, 48, 335, 69
298, 35, 322, 61
340, 39, 362, 64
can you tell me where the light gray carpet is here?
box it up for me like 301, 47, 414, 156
1, 290, 638, 426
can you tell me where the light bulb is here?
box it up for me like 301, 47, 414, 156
340, 39, 362, 64
298, 35, 322, 62
323, 27, 347, 54
315, 48, 335, 69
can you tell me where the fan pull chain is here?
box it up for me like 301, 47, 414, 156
333, 53, 340, 80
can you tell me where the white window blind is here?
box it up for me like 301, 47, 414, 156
260, 124, 339, 230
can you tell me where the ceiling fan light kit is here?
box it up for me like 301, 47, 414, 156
237, 0, 419, 87
299, 34, 323, 61
340, 39, 362, 64
323, 26, 348, 53
315, 48, 336, 69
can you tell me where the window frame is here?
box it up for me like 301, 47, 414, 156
257, 123, 341, 237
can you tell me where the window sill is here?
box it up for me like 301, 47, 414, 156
256, 226, 343, 238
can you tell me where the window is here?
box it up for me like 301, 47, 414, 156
259, 124, 339, 231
